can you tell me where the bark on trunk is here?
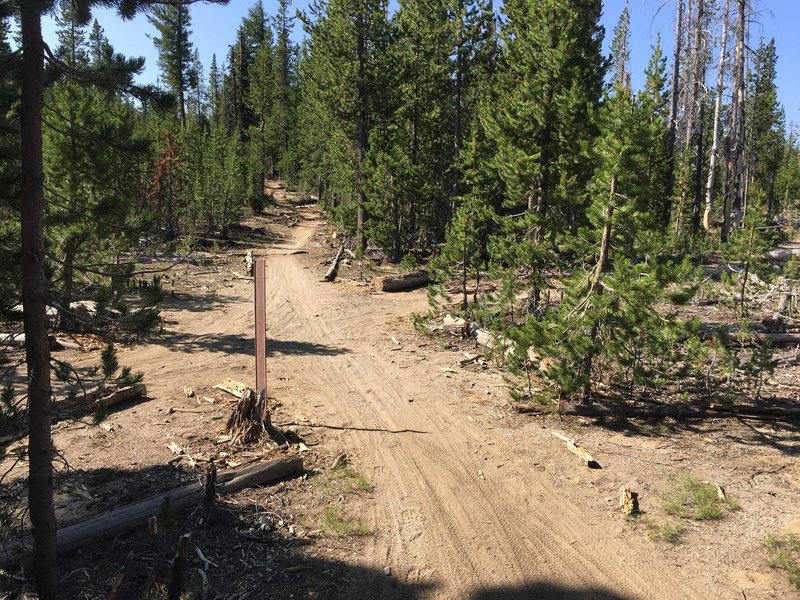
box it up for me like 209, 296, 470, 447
664, 0, 685, 228
723, 0, 747, 239
371, 270, 430, 292
20, 3, 58, 597
704, 0, 729, 231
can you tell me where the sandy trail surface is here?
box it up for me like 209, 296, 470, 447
45, 194, 762, 599
142, 202, 709, 599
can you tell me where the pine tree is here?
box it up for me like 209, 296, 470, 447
609, 2, 631, 91
484, 0, 604, 231
271, 0, 295, 176
747, 38, 785, 216
148, 2, 194, 128
482, 0, 604, 316
298, 0, 392, 250
521, 84, 695, 404
12, 2, 227, 595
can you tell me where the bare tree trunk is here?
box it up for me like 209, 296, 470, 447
724, 0, 747, 238
664, 0, 685, 229
704, 0, 729, 231
20, 2, 57, 597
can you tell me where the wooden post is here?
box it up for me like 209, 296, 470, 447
254, 259, 266, 397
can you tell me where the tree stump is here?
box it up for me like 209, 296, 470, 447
226, 388, 286, 446
619, 485, 639, 516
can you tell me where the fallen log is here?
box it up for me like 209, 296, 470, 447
766, 248, 800, 261
372, 270, 430, 292
0, 455, 303, 565
720, 331, 800, 344
55, 383, 147, 416
0, 333, 25, 347
551, 431, 601, 469
323, 243, 345, 282
513, 402, 800, 420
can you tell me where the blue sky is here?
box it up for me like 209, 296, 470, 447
42, 0, 800, 122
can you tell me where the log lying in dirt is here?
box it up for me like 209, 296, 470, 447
0, 455, 303, 565
0, 385, 147, 448
0, 333, 25, 347
323, 243, 345, 282
55, 383, 147, 417
371, 270, 430, 292
514, 402, 800, 421
766, 248, 800, 261
550, 431, 601, 469
719, 330, 800, 344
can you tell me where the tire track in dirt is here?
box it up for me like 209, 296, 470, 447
261, 211, 712, 599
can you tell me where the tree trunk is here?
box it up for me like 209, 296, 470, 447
20, 2, 57, 597
724, 0, 747, 238
355, 16, 367, 254
664, 0, 685, 228
704, 0, 729, 231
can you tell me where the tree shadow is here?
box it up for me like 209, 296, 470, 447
158, 290, 239, 314
281, 421, 429, 435
0, 461, 437, 599
472, 582, 633, 599
269, 338, 350, 357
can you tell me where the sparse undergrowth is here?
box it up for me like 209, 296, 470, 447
313, 457, 373, 495
319, 506, 373, 537
639, 517, 685, 543
632, 474, 739, 544
765, 534, 800, 589
662, 474, 739, 520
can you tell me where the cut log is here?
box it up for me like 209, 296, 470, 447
550, 431, 601, 469
0, 456, 303, 565
52, 337, 84, 351
323, 243, 345, 282
513, 402, 800, 421
213, 379, 249, 399
371, 270, 430, 292
0, 333, 25, 347
720, 331, 800, 344
55, 383, 147, 416
766, 248, 800, 261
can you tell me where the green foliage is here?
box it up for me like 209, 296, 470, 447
639, 517, 684, 543
765, 534, 800, 589
722, 203, 773, 314
157, 496, 177, 535
100, 343, 119, 379
0, 383, 20, 428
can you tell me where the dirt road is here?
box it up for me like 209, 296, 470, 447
78, 196, 751, 599
214, 204, 712, 599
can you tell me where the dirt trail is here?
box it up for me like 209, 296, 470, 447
235, 205, 711, 599
95, 198, 734, 599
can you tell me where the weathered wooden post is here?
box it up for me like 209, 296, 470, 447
254, 259, 267, 397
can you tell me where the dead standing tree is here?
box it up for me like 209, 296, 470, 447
723, 0, 748, 240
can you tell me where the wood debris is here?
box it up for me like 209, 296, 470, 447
551, 431, 602, 469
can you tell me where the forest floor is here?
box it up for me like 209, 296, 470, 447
2, 181, 800, 599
